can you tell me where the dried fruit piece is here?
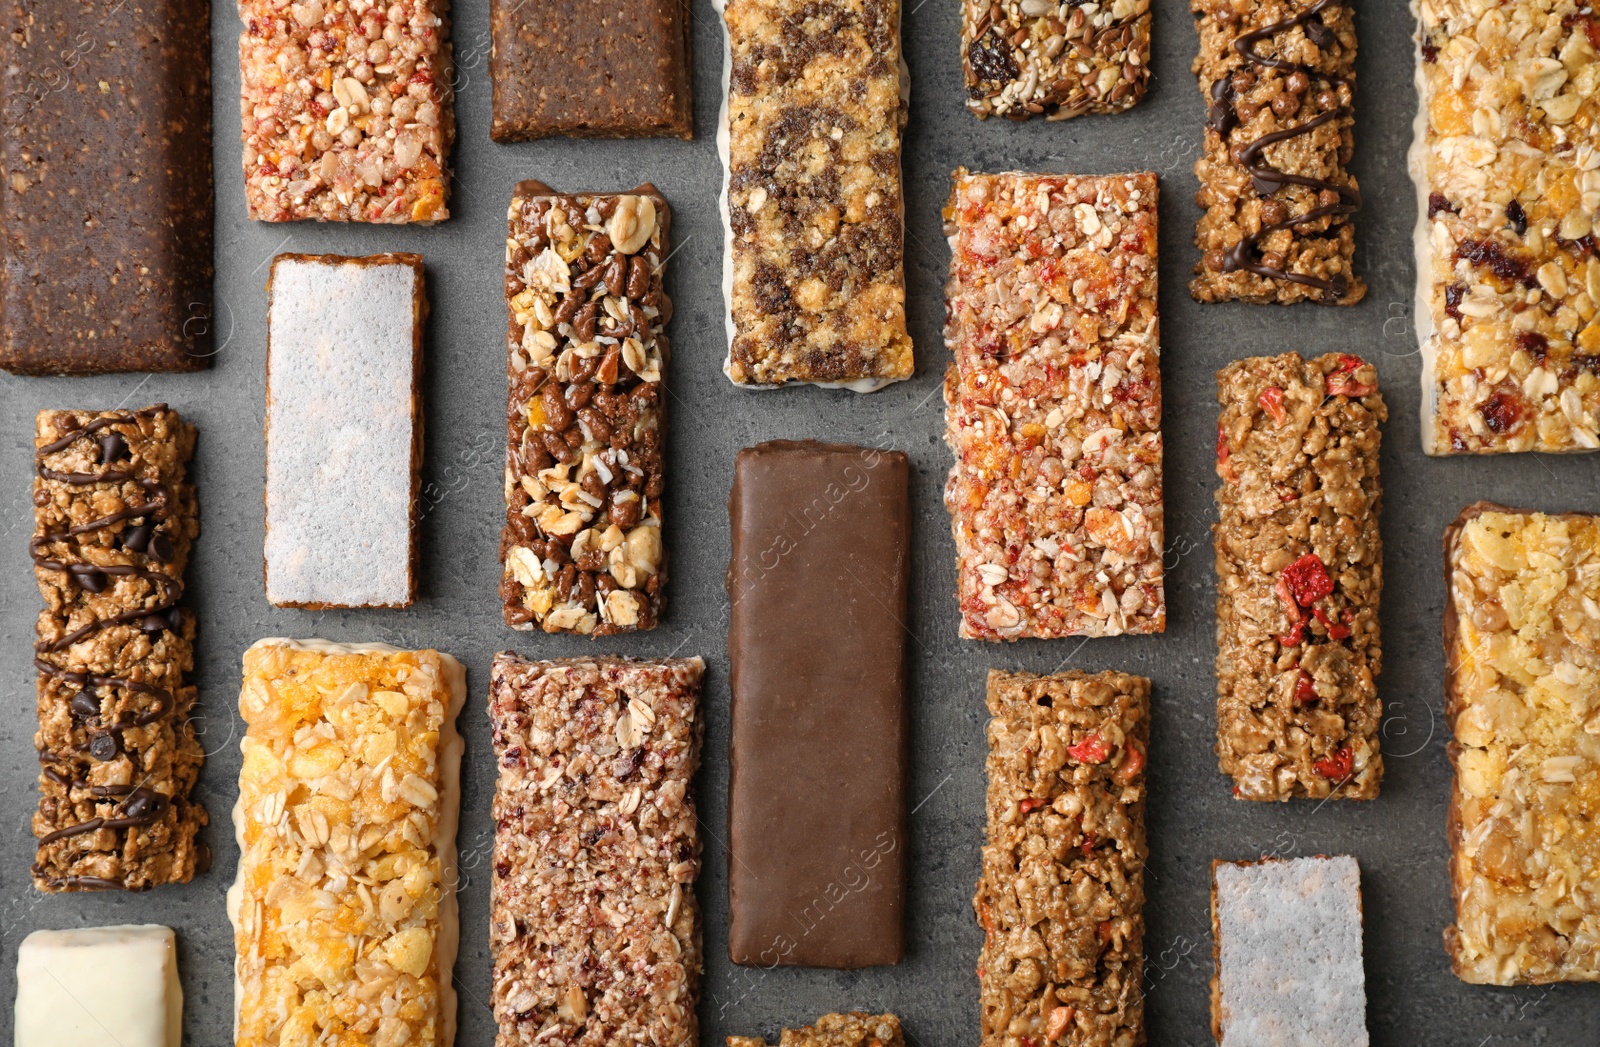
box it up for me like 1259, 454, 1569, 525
1280, 553, 1334, 607
1067, 732, 1112, 765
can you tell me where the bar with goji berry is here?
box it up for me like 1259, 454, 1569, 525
1213, 351, 1385, 801
976, 669, 1149, 1047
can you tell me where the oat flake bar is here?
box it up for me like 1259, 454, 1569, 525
728, 1013, 905, 1047
962, 0, 1151, 121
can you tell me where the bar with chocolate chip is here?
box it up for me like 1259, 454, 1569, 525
30, 406, 205, 892
962, 0, 1151, 121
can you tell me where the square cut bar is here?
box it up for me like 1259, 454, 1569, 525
943, 169, 1164, 640
719, 0, 914, 389
961, 0, 1151, 121
728, 1012, 905, 1047
1412, 1, 1600, 454
489, 0, 692, 140
1214, 352, 1385, 801
0, 0, 212, 374
265, 253, 425, 609
976, 669, 1149, 1047
487, 653, 704, 1047
15, 925, 182, 1047
229, 640, 466, 1047
239, 0, 454, 222
1190, 0, 1364, 306
1444, 504, 1600, 984
726, 441, 910, 968
501, 183, 670, 635
31, 406, 205, 892
1210, 856, 1368, 1046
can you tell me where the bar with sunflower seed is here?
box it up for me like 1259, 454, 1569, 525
962, 0, 1151, 121
728, 1012, 905, 1047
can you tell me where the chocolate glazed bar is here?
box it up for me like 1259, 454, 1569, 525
726, 440, 910, 968
0, 0, 213, 374
31, 406, 205, 891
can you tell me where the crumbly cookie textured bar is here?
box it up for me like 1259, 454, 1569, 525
720, 0, 913, 388
239, 0, 454, 222
976, 669, 1149, 1047
962, 0, 1151, 121
501, 183, 670, 635
728, 1012, 905, 1047
1214, 353, 1385, 801
1444, 505, 1600, 984
1191, 0, 1364, 305
31, 407, 205, 892
230, 640, 465, 1047
944, 169, 1164, 640
1412, 1, 1600, 454
488, 654, 704, 1047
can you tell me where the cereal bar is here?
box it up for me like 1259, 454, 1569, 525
1443, 504, 1600, 984
943, 169, 1164, 640
501, 182, 670, 635
488, 653, 704, 1046
962, 0, 1151, 121
239, 0, 454, 223
1413, 1, 1600, 454
31, 407, 205, 892
15, 925, 182, 1047
1191, 0, 1364, 305
976, 669, 1149, 1047
718, 0, 914, 389
728, 1013, 905, 1047
230, 639, 466, 1047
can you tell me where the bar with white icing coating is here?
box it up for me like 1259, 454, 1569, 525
15, 925, 182, 1047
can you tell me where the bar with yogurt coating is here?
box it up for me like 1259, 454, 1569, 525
961, 0, 1151, 121
15, 925, 184, 1047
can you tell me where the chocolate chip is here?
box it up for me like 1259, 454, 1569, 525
70, 689, 100, 719
68, 564, 107, 592
1505, 199, 1527, 236
147, 530, 175, 563
121, 521, 153, 553
123, 789, 164, 821
89, 733, 119, 761
98, 432, 128, 464
141, 614, 170, 634
1304, 15, 1335, 50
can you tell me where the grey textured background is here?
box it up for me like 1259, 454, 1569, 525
3, 1, 1599, 1044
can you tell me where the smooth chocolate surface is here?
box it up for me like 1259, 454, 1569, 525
726, 439, 910, 968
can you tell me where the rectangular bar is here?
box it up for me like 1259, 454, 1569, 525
943, 169, 1164, 640
487, 653, 704, 1046
961, 0, 1151, 121
726, 440, 909, 967
977, 669, 1149, 1047
1412, 2, 1600, 454
265, 252, 424, 609
728, 1013, 904, 1047
1190, 0, 1363, 305
501, 183, 670, 635
1213, 352, 1385, 801
718, 0, 913, 389
239, 0, 453, 223
230, 639, 466, 1047
16, 925, 182, 1047
489, 0, 692, 140
1210, 856, 1368, 1046
1444, 504, 1600, 984
30, 407, 205, 892
0, 0, 212, 374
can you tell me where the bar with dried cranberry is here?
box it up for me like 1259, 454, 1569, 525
1190, 0, 1363, 305
1214, 352, 1384, 801
943, 168, 1164, 640
976, 669, 1149, 1047
30, 406, 206, 891
500, 182, 669, 635
962, 0, 1151, 121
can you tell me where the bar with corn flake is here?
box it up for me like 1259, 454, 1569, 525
728, 1012, 905, 1047
962, 0, 1151, 121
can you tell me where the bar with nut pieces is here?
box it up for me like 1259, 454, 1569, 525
962, 0, 1151, 121
1413, 1, 1600, 454
944, 169, 1164, 640
31, 406, 205, 892
976, 669, 1149, 1047
1214, 352, 1384, 801
501, 183, 670, 635
719, 0, 914, 388
1191, 0, 1363, 305
488, 653, 704, 1047
230, 640, 466, 1047
1444, 505, 1600, 984
729, 1012, 905, 1047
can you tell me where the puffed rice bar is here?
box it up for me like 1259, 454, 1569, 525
728, 1012, 905, 1047
962, 0, 1151, 121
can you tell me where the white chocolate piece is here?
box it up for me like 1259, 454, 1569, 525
14, 925, 182, 1047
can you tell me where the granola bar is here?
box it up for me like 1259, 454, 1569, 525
718, 0, 914, 389
976, 669, 1149, 1047
30, 407, 205, 892
962, 0, 1151, 121
1443, 504, 1600, 984
728, 1013, 905, 1047
1214, 352, 1385, 801
488, 653, 704, 1046
1412, 1, 1600, 454
1191, 0, 1364, 305
230, 639, 466, 1047
239, 0, 454, 223
500, 183, 670, 635
15, 926, 182, 1047
943, 169, 1165, 640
